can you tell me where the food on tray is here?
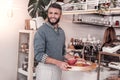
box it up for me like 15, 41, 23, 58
67, 58, 77, 65
74, 63, 90, 67
74, 61, 91, 67
67, 60, 97, 71
66, 57, 97, 71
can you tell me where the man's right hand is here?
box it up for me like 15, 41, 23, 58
56, 61, 70, 71
45, 56, 69, 70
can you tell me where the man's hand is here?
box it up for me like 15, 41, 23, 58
56, 61, 70, 71
45, 56, 69, 70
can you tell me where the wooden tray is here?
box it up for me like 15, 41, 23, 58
67, 61, 97, 71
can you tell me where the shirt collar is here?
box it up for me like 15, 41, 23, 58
46, 22, 59, 31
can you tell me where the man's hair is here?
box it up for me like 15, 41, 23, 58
48, 3, 62, 11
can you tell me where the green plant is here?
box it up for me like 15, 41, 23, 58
28, 0, 51, 19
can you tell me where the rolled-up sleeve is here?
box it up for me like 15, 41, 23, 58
34, 30, 48, 63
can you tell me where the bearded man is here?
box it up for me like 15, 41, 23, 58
34, 3, 75, 80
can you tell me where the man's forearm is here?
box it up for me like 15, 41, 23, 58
45, 56, 62, 65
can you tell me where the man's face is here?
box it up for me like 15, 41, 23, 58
47, 7, 61, 25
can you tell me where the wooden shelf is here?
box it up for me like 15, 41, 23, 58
62, 9, 97, 15
102, 8, 120, 16
72, 21, 120, 27
18, 68, 35, 77
62, 8, 120, 15
72, 21, 109, 27
99, 51, 120, 57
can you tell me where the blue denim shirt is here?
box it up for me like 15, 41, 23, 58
34, 22, 66, 63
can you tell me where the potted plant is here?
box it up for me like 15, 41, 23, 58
27, 0, 52, 29
28, 0, 51, 20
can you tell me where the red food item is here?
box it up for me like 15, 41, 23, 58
74, 56, 79, 59
67, 59, 77, 65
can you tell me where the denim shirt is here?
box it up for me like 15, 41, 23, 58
34, 22, 66, 63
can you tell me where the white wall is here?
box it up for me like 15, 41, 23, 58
0, 0, 30, 80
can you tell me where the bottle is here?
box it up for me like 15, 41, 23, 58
22, 61, 28, 71
68, 38, 75, 49
22, 56, 28, 71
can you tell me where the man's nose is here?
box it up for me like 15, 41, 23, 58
51, 13, 55, 17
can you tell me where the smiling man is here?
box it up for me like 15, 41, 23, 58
34, 3, 75, 80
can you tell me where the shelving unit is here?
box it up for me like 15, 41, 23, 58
17, 30, 36, 80
62, 9, 97, 15
63, 7, 120, 27
62, 0, 120, 27
62, 7, 120, 15
62, 0, 99, 15
97, 51, 120, 80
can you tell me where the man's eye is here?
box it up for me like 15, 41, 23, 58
49, 12, 59, 15
49, 12, 53, 14
54, 13, 58, 15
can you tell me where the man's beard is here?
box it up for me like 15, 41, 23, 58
48, 17, 60, 25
